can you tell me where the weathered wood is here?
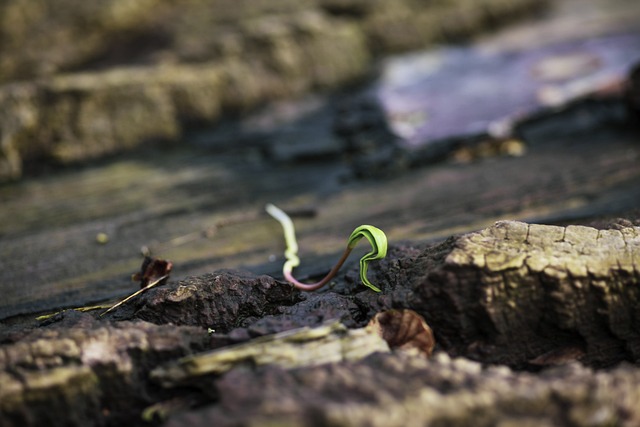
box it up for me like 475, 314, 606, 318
164, 353, 640, 427
0, 0, 547, 84
151, 320, 389, 387
2, 2, 640, 426
1, 219, 639, 426
409, 221, 640, 367
2, 119, 640, 321
0, 313, 210, 427
0, 17, 367, 180
120, 271, 302, 331
0, 0, 549, 181
2, 0, 640, 320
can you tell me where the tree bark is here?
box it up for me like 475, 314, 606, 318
0, 0, 547, 181
408, 221, 640, 368
1, 220, 639, 426
0, 313, 210, 426
165, 352, 640, 427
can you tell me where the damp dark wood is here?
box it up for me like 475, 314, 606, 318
1, 220, 639, 426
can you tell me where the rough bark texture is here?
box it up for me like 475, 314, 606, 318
0, 19, 368, 180
151, 321, 390, 387
166, 353, 640, 427
0, 0, 547, 181
0, 313, 210, 426
0, 0, 545, 84
125, 271, 302, 331
2, 2, 639, 425
408, 221, 640, 368
2, 220, 638, 426
3, 102, 639, 321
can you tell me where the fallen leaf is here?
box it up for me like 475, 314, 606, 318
367, 309, 435, 357
132, 256, 173, 289
100, 257, 173, 317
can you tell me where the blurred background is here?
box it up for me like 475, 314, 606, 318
1, 0, 639, 321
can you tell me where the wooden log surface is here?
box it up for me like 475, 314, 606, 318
1, 1, 640, 426
2, 106, 639, 321
1, 219, 639, 426
2, 0, 640, 322
164, 353, 640, 427
0, 0, 550, 181
409, 220, 640, 368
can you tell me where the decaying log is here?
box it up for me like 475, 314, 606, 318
0, 313, 210, 427
0, 317, 391, 426
1, 220, 639, 426
119, 220, 640, 369
164, 353, 640, 427
123, 270, 377, 336
124, 272, 302, 331
408, 220, 640, 367
0, 0, 548, 181
151, 320, 389, 387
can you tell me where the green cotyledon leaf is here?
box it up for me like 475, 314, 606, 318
347, 225, 388, 292
266, 203, 388, 292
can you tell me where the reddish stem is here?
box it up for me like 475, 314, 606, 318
284, 246, 353, 291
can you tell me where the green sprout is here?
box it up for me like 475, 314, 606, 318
266, 203, 387, 292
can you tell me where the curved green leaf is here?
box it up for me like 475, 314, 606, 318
347, 225, 388, 292
266, 204, 388, 292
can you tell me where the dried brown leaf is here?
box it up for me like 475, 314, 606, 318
132, 256, 173, 289
367, 309, 435, 357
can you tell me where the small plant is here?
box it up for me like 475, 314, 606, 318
266, 203, 388, 292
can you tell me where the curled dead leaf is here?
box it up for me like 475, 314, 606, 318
132, 256, 173, 289
100, 257, 173, 317
367, 309, 435, 357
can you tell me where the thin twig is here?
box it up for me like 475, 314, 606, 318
100, 275, 169, 317
36, 304, 111, 321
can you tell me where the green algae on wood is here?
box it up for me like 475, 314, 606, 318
151, 320, 390, 387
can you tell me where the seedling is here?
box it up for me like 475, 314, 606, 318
266, 203, 387, 292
